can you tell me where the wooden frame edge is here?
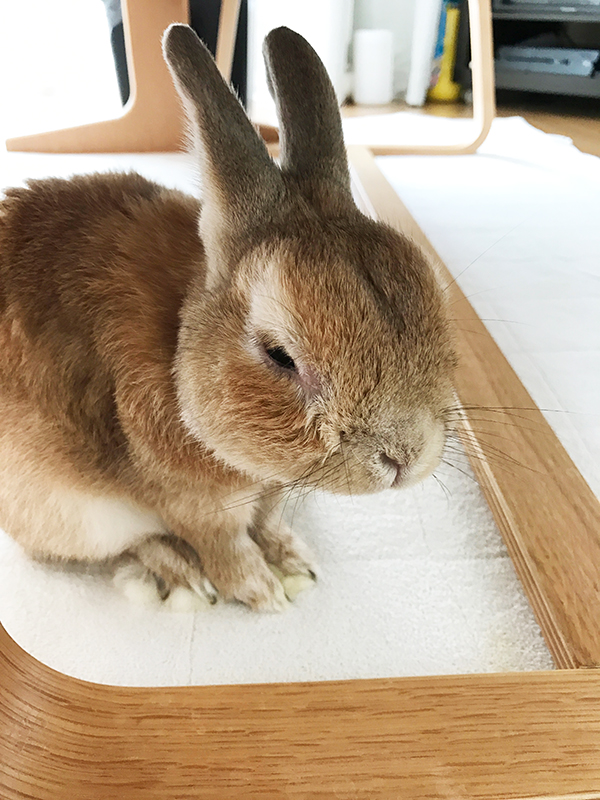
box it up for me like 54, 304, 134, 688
3, 149, 600, 800
2, 625, 600, 799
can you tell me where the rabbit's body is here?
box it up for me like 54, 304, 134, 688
0, 26, 456, 610
0, 173, 286, 607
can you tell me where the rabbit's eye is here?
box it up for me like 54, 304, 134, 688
265, 345, 296, 372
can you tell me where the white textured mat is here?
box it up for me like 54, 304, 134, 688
3, 115, 596, 685
0, 463, 551, 686
370, 115, 600, 500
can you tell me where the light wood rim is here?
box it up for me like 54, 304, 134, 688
2, 624, 600, 800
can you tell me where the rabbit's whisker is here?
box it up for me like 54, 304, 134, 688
431, 471, 452, 503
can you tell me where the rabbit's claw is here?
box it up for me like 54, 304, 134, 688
114, 533, 217, 611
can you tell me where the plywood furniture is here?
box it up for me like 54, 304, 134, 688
3, 0, 281, 152
371, 0, 496, 155
2, 649, 600, 799
345, 97, 600, 159
5, 0, 495, 155
5, 0, 190, 153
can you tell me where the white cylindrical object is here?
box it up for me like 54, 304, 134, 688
353, 29, 394, 106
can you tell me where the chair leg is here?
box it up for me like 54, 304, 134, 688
5, 0, 189, 153
214, 0, 279, 145
215, 0, 241, 82
367, 0, 496, 156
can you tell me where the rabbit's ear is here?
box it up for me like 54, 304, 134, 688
263, 27, 354, 213
163, 24, 283, 277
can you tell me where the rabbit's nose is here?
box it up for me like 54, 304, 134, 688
379, 452, 407, 487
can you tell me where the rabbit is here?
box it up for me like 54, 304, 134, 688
0, 25, 456, 612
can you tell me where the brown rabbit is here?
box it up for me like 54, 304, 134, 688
0, 25, 456, 611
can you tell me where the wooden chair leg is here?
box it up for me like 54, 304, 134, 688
214, 0, 278, 145
5, 0, 278, 153
4, 0, 492, 155
367, 0, 496, 156
215, 0, 241, 82
5, 0, 189, 153
253, 0, 494, 156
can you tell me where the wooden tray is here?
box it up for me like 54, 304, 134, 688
2, 150, 600, 799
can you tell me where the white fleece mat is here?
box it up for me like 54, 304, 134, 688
3, 114, 597, 686
0, 463, 551, 685
370, 115, 600, 500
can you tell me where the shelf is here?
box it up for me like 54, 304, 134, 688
492, 1, 600, 23
496, 65, 600, 95
493, 10, 600, 22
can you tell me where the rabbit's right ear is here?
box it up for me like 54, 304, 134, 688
263, 27, 355, 214
163, 24, 284, 282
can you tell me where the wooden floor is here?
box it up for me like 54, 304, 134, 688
344, 91, 600, 158
496, 90, 600, 158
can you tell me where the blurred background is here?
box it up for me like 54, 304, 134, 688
0, 0, 122, 142
1, 0, 599, 153
0, 0, 413, 141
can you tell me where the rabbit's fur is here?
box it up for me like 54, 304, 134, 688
0, 26, 456, 610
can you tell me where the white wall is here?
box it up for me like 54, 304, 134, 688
353, 0, 416, 98
248, 0, 354, 124
0, 0, 121, 141
246, 0, 417, 119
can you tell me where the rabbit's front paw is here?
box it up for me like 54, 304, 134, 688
230, 565, 290, 613
267, 565, 316, 602
114, 533, 217, 611
201, 532, 292, 612
249, 519, 317, 601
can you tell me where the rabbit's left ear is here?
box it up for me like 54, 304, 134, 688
263, 27, 355, 213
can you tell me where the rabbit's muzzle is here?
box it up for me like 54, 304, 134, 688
319, 413, 447, 495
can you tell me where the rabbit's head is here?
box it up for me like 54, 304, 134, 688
164, 25, 456, 494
